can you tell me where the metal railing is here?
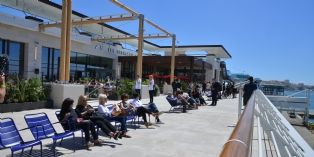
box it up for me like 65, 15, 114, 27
220, 89, 314, 157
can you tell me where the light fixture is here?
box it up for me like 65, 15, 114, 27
34, 42, 39, 61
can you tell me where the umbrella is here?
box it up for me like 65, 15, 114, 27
145, 74, 161, 78
177, 75, 190, 80
162, 75, 177, 79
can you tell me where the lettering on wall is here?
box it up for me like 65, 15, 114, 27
94, 44, 135, 56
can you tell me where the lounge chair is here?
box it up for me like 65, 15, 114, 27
0, 118, 42, 157
166, 96, 184, 112
24, 113, 75, 157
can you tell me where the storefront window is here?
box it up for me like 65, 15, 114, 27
41, 47, 113, 82
0, 39, 24, 77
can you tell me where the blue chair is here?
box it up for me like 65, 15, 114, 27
24, 113, 75, 157
55, 111, 86, 144
0, 118, 42, 157
166, 96, 183, 112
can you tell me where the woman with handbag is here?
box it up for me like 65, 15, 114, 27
59, 98, 100, 150
97, 94, 131, 138
76, 95, 121, 140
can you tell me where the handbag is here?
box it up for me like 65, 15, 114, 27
112, 103, 129, 117
111, 103, 122, 117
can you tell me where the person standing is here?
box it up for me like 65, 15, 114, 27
149, 75, 155, 103
202, 81, 207, 94
0, 74, 6, 103
172, 79, 177, 94
135, 75, 142, 99
210, 79, 219, 106
243, 77, 257, 106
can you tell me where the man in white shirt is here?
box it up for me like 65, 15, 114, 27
135, 75, 142, 99
149, 75, 155, 103
130, 93, 162, 126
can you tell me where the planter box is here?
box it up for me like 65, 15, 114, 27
0, 101, 52, 113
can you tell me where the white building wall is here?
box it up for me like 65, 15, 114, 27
0, 12, 136, 79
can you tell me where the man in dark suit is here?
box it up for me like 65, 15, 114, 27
243, 77, 258, 106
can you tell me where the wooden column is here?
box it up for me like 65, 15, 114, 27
65, 0, 72, 82
136, 14, 144, 78
59, 0, 68, 82
170, 35, 176, 83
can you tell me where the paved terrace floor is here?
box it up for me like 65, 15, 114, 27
0, 95, 239, 157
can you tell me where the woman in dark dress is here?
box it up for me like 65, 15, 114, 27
59, 98, 100, 150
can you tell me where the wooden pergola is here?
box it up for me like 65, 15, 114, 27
40, 0, 177, 83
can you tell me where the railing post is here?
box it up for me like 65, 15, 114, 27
238, 88, 243, 118
257, 117, 263, 157
304, 89, 310, 124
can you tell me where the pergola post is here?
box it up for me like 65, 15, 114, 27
59, 0, 67, 82
170, 34, 176, 83
136, 14, 144, 78
65, 0, 72, 82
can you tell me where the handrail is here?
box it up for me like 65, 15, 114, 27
219, 91, 256, 157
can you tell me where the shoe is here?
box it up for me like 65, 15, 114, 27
122, 134, 132, 138
113, 132, 121, 140
85, 142, 92, 151
144, 122, 150, 128
94, 140, 102, 146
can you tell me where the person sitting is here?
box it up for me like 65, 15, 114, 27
166, 93, 186, 113
177, 90, 199, 109
59, 98, 100, 150
192, 88, 207, 105
76, 95, 121, 140
97, 94, 131, 138
131, 93, 163, 123
120, 93, 159, 128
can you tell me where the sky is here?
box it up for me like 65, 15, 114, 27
8, 0, 314, 84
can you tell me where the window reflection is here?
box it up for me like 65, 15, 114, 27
41, 47, 113, 82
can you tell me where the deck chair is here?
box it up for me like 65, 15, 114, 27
166, 96, 183, 112
24, 113, 75, 157
0, 118, 42, 157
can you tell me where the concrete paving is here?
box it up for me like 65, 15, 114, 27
0, 95, 239, 157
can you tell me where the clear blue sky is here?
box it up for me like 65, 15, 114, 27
53, 1, 314, 85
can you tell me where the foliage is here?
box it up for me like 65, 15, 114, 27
180, 81, 189, 92
117, 79, 135, 97
142, 79, 149, 85
5, 77, 48, 103
154, 85, 159, 96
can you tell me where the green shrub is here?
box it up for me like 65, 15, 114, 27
5, 76, 48, 103
117, 79, 135, 96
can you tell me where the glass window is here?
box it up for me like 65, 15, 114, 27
41, 47, 49, 81
8, 41, 24, 77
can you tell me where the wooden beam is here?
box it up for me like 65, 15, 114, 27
40, 14, 138, 29
92, 34, 171, 41
170, 35, 176, 83
110, 0, 138, 15
110, 0, 172, 35
145, 19, 171, 35
59, 0, 67, 82
65, 0, 72, 82
136, 14, 144, 78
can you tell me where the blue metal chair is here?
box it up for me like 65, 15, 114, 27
55, 110, 86, 144
0, 118, 42, 157
24, 113, 75, 157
